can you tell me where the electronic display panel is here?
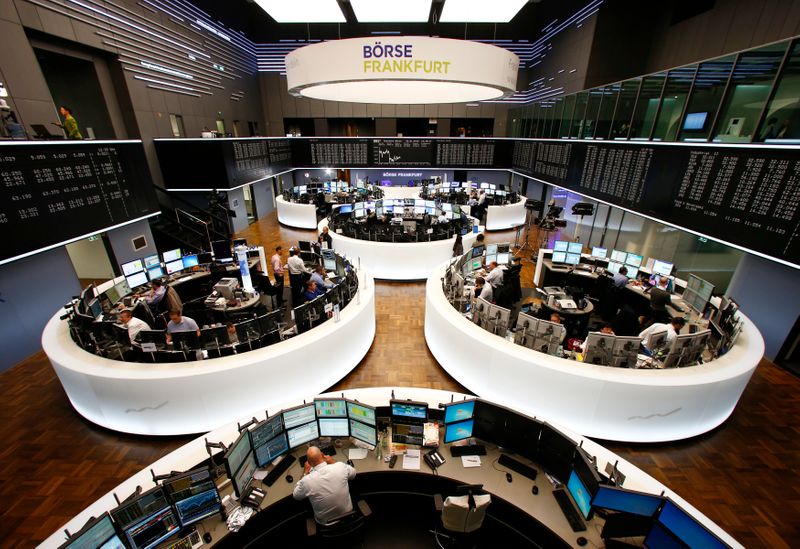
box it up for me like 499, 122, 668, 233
314, 399, 348, 418
349, 419, 377, 446
444, 400, 475, 423
346, 401, 376, 426
444, 419, 474, 444
282, 403, 316, 429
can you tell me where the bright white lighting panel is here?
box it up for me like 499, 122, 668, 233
440, 0, 527, 22
351, 0, 432, 22
254, 0, 345, 23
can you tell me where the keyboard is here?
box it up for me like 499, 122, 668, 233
263, 455, 297, 486
498, 454, 538, 481
449, 444, 487, 457
552, 489, 587, 532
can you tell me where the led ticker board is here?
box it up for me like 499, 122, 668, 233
0, 141, 159, 266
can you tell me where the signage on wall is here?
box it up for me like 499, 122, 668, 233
381, 172, 424, 178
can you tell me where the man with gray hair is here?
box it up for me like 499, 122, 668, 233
292, 446, 356, 523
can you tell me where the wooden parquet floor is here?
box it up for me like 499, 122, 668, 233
1, 212, 798, 547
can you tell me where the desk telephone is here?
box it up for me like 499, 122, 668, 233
424, 449, 446, 470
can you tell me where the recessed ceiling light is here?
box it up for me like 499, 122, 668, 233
351, 0, 432, 22
253, 0, 345, 23
440, 0, 527, 23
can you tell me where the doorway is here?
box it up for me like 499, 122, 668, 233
65, 235, 116, 288
243, 184, 257, 224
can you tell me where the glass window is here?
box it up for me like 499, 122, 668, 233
713, 42, 787, 143
559, 94, 576, 138
759, 40, 800, 142
678, 55, 735, 141
630, 72, 666, 139
653, 65, 697, 141
610, 78, 641, 139
570, 91, 589, 138
510, 109, 522, 137
169, 114, 185, 137
531, 103, 545, 138
548, 97, 565, 138
595, 84, 620, 139
583, 88, 603, 138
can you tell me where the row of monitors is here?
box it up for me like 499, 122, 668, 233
427, 181, 504, 191
553, 244, 675, 279
60, 467, 221, 549
119, 249, 207, 290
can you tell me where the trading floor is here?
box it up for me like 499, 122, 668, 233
0, 210, 797, 548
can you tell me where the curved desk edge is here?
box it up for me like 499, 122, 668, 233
276, 195, 319, 229
485, 196, 527, 231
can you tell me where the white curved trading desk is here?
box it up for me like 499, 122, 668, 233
485, 195, 526, 231
424, 262, 764, 442
380, 185, 424, 200
276, 195, 318, 229
321, 218, 480, 280
42, 270, 376, 436
38, 387, 743, 549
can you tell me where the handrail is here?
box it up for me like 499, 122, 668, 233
152, 185, 229, 228
175, 208, 211, 250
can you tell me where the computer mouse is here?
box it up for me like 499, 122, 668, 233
346, 459, 354, 467
577, 536, 587, 546
285, 474, 294, 483
505, 472, 512, 483
532, 485, 539, 495
203, 533, 212, 544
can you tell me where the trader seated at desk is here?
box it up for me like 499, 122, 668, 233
612, 265, 629, 288
474, 276, 493, 301
226, 321, 239, 345
639, 316, 686, 354
647, 276, 685, 324
136, 278, 165, 307
484, 261, 505, 289
303, 280, 324, 302
310, 265, 334, 291
119, 309, 149, 343
165, 310, 201, 343
293, 446, 357, 524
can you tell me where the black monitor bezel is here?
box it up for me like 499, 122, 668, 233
58, 512, 120, 549
110, 485, 169, 530
345, 399, 377, 426
590, 484, 666, 518
313, 397, 348, 418
389, 399, 429, 423
281, 402, 317, 430
223, 430, 253, 483
443, 398, 478, 424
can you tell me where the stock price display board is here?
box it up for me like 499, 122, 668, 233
372, 138, 434, 166
512, 140, 800, 267
0, 141, 159, 265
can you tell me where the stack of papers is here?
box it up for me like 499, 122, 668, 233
403, 449, 421, 470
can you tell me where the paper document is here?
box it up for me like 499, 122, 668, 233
348, 448, 368, 460
461, 455, 482, 468
403, 449, 421, 470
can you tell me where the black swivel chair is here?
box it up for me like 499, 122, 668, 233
305, 499, 372, 547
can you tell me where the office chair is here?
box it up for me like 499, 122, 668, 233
305, 499, 372, 547
431, 485, 491, 549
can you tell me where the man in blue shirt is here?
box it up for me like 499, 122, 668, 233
166, 310, 200, 343
310, 265, 334, 291
303, 281, 324, 302
612, 265, 629, 288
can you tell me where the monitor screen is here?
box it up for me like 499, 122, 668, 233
553, 241, 568, 252
425, 200, 435, 208
163, 469, 220, 527
644, 522, 685, 549
319, 418, 349, 437
143, 254, 159, 268
606, 261, 622, 274
391, 400, 428, 421
349, 419, 377, 446
232, 453, 257, 497
147, 266, 164, 280
610, 250, 627, 263
471, 245, 485, 258
126, 271, 149, 289
565, 253, 580, 265
121, 259, 144, 276
625, 253, 643, 268
484, 253, 497, 265
282, 404, 316, 429
486, 243, 498, 255
224, 431, 253, 478
552, 251, 567, 263
165, 259, 183, 275
497, 252, 511, 264
591, 247, 607, 258
88, 298, 102, 319
444, 400, 475, 423
347, 401, 376, 426
61, 513, 123, 549
444, 419, 474, 444
198, 252, 213, 264
442, 203, 452, 211
182, 254, 198, 269
287, 421, 320, 448
591, 485, 664, 517
250, 415, 284, 449
626, 267, 639, 279
354, 208, 366, 218
122, 506, 179, 549
568, 242, 583, 254
470, 258, 482, 271
338, 204, 353, 214
683, 112, 707, 130
255, 432, 289, 466
414, 206, 425, 215
567, 470, 592, 520
162, 248, 181, 263
657, 500, 728, 549
211, 240, 232, 260
315, 399, 347, 418
653, 260, 674, 276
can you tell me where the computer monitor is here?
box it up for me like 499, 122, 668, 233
231, 453, 257, 497
250, 415, 284, 449
652, 259, 674, 276
537, 423, 576, 482
591, 485, 665, 517
565, 253, 580, 265
162, 468, 220, 527
59, 513, 123, 549
391, 205, 403, 215
170, 330, 200, 350
412, 206, 424, 215
199, 326, 228, 348
444, 419, 474, 444
126, 271, 148, 289
111, 487, 179, 549
552, 251, 567, 263
287, 421, 320, 449
162, 248, 181, 263
88, 298, 102, 319
486, 243, 498, 255
143, 254, 160, 269
147, 265, 164, 280
390, 400, 428, 422
349, 419, 377, 446
211, 240, 232, 261
610, 249, 627, 263
182, 254, 199, 269
645, 329, 670, 354
626, 267, 639, 279
583, 332, 616, 366
354, 207, 366, 218
255, 432, 289, 467
625, 253, 643, 268
282, 403, 316, 429
104, 285, 121, 306
591, 247, 607, 259
497, 252, 511, 264
471, 245, 485, 258
346, 400, 376, 426
553, 241, 569, 252
568, 242, 582, 254
488, 303, 511, 334
319, 417, 349, 437
655, 499, 728, 549
165, 259, 183, 275
470, 258, 482, 271
138, 330, 167, 346
644, 522, 685, 549
441, 203, 452, 211
315, 398, 348, 418
338, 204, 353, 214
612, 336, 640, 368
425, 200, 435, 208
606, 261, 622, 274
197, 252, 213, 264
224, 430, 253, 480
567, 469, 593, 520
121, 259, 144, 276
444, 400, 476, 423
533, 320, 565, 355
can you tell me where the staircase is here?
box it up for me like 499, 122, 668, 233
150, 186, 231, 253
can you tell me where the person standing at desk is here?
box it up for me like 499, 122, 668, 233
293, 446, 356, 524
287, 248, 312, 306
648, 277, 685, 324
165, 310, 200, 343
119, 310, 149, 343
452, 233, 464, 257
271, 246, 286, 307
318, 226, 333, 249
310, 265, 334, 291
612, 266, 629, 288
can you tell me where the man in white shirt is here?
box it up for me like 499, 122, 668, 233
484, 261, 505, 288
270, 245, 286, 306
639, 317, 686, 354
293, 446, 356, 524
287, 248, 312, 306
118, 309, 149, 343
474, 276, 493, 302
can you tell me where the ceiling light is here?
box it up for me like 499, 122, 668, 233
440, 0, 527, 23
253, 0, 345, 23
351, 0, 431, 22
